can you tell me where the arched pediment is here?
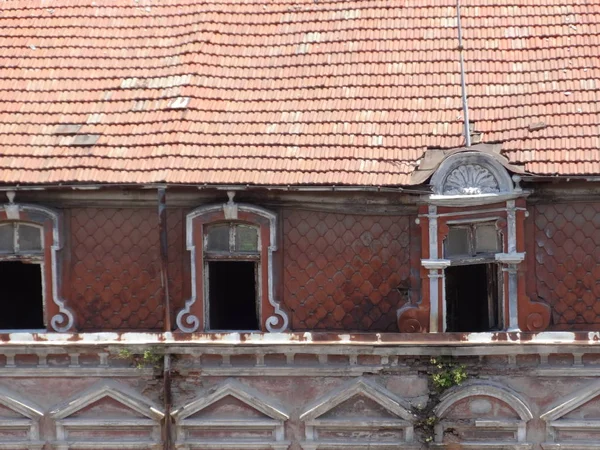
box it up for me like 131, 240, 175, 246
50, 380, 163, 450
435, 381, 533, 421
172, 379, 290, 449
300, 378, 419, 449
430, 152, 520, 206
433, 381, 532, 448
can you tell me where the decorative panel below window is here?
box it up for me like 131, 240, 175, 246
283, 210, 418, 331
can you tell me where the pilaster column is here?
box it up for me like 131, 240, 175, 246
495, 253, 525, 332
422, 259, 451, 332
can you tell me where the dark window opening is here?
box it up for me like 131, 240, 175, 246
446, 263, 500, 332
208, 261, 258, 330
0, 261, 44, 329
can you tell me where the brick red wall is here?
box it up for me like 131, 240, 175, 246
282, 210, 419, 331
67, 208, 185, 331
65, 206, 418, 332
528, 202, 600, 330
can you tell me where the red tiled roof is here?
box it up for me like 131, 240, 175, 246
0, 0, 598, 186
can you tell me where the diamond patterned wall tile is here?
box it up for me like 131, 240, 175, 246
167, 208, 186, 325
283, 210, 416, 331
532, 203, 600, 330
70, 208, 164, 330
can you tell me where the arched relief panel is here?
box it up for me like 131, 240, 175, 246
0, 200, 74, 332
431, 153, 514, 199
176, 194, 288, 333
433, 381, 533, 449
399, 151, 551, 333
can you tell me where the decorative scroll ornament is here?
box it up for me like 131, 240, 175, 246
443, 164, 500, 195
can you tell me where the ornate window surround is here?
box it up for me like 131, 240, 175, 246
0, 193, 74, 332
398, 152, 550, 333
176, 193, 289, 333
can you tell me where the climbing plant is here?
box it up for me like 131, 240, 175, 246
414, 357, 469, 446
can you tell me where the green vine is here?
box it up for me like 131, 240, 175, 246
413, 357, 470, 446
430, 357, 468, 392
118, 347, 163, 370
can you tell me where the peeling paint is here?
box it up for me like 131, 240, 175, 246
1, 331, 600, 347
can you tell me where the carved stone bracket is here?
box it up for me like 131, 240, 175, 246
397, 303, 429, 333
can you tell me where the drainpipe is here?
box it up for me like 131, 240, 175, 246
457, 0, 471, 147
157, 187, 172, 449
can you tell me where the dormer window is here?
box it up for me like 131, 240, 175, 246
176, 194, 288, 333
400, 147, 551, 334
0, 222, 45, 329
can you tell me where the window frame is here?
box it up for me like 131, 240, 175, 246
0, 202, 74, 332
443, 221, 503, 266
203, 222, 262, 331
176, 200, 289, 333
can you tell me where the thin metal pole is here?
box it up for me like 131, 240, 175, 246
457, 0, 471, 147
158, 187, 173, 449
163, 353, 173, 450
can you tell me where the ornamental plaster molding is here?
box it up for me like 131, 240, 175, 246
540, 380, 600, 422
172, 379, 290, 449
300, 377, 418, 450
434, 381, 533, 447
50, 380, 164, 450
176, 200, 289, 333
443, 164, 500, 195
540, 379, 600, 447
429, 152, 518, 206
50, 380, 164, 420
435, 381, 533, 421
0, 202, 74, 332
0, 385, 44, 449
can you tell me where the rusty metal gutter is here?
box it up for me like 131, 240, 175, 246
0, 183, 419, 193
157, 187, 173, 449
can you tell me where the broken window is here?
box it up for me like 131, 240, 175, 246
204, 223, 260, 330
444, 222, 502, 332
0, 223, 45, 329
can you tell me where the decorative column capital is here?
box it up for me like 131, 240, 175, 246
421, 259, 451, 270
495, 252, 525, 265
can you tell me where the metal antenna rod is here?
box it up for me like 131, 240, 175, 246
457, 0, 471, 147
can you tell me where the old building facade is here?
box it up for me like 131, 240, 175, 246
1, 0, 600, 448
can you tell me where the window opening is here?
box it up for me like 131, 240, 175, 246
208, 261, 259, 330
446, 263, 501, 332
444, 222, 502, 332
0, 222, 45, 329
204, 223, 260, 331
0, 261, 44, 329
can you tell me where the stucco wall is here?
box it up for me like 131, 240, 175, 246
2, 343, 600, 449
